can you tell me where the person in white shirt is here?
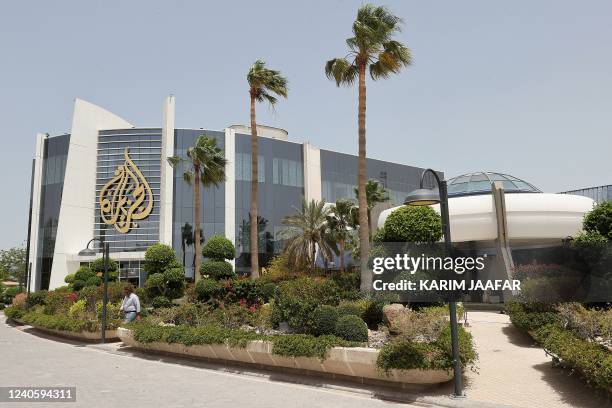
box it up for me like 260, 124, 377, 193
120, 284, 141, 323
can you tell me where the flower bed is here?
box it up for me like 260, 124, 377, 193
118, 325, 454, 386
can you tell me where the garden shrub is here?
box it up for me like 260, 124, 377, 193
534, 323, 612, 390
4, 306, 25, 320
3, 286, 24, 304
377, 325, 477, 373
145, 267, 186, 300
201, 261, 235, 280
89, 257, 119, 281
28, 290, 48, 307
336, 299, 369, 319
105, 281, 129, 303
72, 266, 98, 291
382, 206, 443, 243
260, 282, 277, 302
505, 300, 560, 331
202, 236, 236, 261
64, 274, 75, 284
331, 272, 360, 292
85, 276, 102, 287
272, 277, 340, 332
334, 314, 368, 342
390, 307, 448, 343
271, 334, 357, 360
583, 201, 612, 240
260, 253, 294, 283
0, 303, 4, 310
312, 305, 339, 335
43, 290, 77, 315
11, 293, 27, 309
68, 299, 87, 319
144, 243, 182, 275
151, 296, 172, 309
195, 279, 223, 301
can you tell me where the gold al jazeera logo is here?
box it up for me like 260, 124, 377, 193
99, 148, 154, 233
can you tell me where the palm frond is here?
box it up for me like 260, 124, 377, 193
325, 58, 358, 86
183, 171, 194, 185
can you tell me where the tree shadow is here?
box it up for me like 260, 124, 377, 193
500, 325, 538, 348
532, 361, 611, 408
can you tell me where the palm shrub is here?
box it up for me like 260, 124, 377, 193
201, 236, 236, 280
168, 136, 227, 281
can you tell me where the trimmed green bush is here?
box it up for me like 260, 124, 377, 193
151, 296, 172, 308
64, 274, 75, 284
201, 261, 235, 280
144, 243, 182, 275
85, 276, 102, 287
334, 314, 368, 342
534, 324, 612, 390
27, 290, 48, 307
202, 235, 236, 261
583, 201, 612, 240
129, 322, 356, 360
260, 282, 277, 302
2, 286, 24, 304
272, 277, 340, 332
377, 325, 477, 372
4, 306, 25, 320
89, 257, 119, 281
145, 267, 186, 301
312, 305, 339, 335
336, 299, 368, 318
382, 206, 442, 243
505, 301, 560, 331
195, 279, 223, 301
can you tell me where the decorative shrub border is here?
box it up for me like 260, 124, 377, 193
118, 327, 453, 386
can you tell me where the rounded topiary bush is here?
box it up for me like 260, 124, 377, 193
151, 296, 172, 308
144, 243, 181, 275
383, 206, 442, 243
312, 305, 339, 335
195, 278, 223, 301
334, 314, 368, 342
202, 235, 236, 261
85, 276, 102, 287
200, 261, 235, 280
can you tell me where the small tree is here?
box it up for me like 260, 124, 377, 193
201, 235, 236, 280
382, 206, 442, 243
144, 243, 185, 301
89, 257, 119, 281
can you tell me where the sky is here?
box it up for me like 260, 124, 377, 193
0, 0, 611, 249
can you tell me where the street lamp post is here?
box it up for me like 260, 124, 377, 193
404, 168, 464, 398
78, 239, 110, 344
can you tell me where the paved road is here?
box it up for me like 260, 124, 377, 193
0, 314, 446, 408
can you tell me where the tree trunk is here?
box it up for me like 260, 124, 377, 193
194, 167, 202, 281
250, 93, 260, 279
357, 60, 370, 291
367, 208, 372, 242
339, 239, 345, 273
311, 242, 317, 271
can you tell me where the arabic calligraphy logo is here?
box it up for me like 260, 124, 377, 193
99, 148, 154, 233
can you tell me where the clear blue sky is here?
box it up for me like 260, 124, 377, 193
1, 0, 611, 249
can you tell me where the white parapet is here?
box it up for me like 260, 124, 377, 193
303, 142, 322, 202
159, 95, 176, 246
48, 99, 133, 289
28, 133, 47, 290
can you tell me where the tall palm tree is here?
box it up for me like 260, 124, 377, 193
325, 4, 411, 290
281, 199, 337, 270
354, 179, 389, 241
247, 60, 289, 279
168, 135, 227, 281
327, 199, 357, 273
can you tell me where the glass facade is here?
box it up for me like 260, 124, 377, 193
36, 134, 70, 290
234, 134, 304, 273
561, 185, 612, 204
172, 129, 226, 279
95, 129, 162, 252
320, 150, 428, 206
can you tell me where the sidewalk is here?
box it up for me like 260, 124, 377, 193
458, 311, 610, 408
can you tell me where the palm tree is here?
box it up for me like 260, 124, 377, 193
281, 199, 337, 270
247, 60, 289, 279
354, 179, 389, 241
327, 199, 357, 273
168, 135, 227, 281
325, 4, 411, 290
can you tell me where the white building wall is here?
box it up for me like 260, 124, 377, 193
303, 142, 322, 202
159, 95, 175, 246
224, 128, 236, 267
48, 99, 133, 289
27, 133, 47, 290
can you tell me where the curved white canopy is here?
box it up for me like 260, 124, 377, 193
378, 193, 595, 243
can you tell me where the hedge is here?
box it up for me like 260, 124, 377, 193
534, 324, 612, 391
129, 322, 356, 360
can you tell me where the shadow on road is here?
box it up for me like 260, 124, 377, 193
500, 325, 538, 348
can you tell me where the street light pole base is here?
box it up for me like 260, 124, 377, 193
450, 393, 467, 399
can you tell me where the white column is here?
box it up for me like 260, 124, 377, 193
303, 142, 322, 202
28, 133, 47, 291
49, 99, 133, 289
224, 128, 236, 267
159, 95, 175, 246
